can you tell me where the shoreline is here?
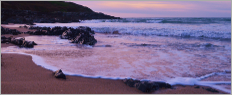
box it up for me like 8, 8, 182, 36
1, 25, 229, 94
1, 53, 227, 94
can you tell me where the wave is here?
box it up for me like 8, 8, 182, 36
81, 17, 231, 24
34, 17, 231, 41
91, 27, 231, 41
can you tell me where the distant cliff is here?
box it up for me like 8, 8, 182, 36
1, 1, 120, 24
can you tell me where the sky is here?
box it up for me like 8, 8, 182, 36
69, 1, 231, 18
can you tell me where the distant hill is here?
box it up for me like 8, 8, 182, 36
1, 1, 93, 13
1, 1, 120, 24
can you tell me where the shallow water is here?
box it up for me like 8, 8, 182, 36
1, 17, 231, 93
2, 34, 230, 81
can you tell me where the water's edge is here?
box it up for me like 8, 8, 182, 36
1, 52, 231, 93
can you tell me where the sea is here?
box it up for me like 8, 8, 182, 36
1, 17, 231, 93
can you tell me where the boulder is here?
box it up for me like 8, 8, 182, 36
54, 69, 66, 79
11, 38, 25, 45
123, 78, 172, 93
11, 37, 37, 48
60, 26, 97, 46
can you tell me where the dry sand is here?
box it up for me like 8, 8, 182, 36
1, 25, 229, 94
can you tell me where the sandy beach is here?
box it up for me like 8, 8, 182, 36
1, 25, 229, 94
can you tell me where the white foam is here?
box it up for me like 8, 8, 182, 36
166, 72, 231, 94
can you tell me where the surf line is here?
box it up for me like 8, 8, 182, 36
1, 52, 231, 93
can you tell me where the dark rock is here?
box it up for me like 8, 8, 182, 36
11, 38, 25, 45
10, 37, 37, 48
1, 36, 12, 43
194, 86, 200, 88
123, 78, 172, 93
26, 26, 97, 46
123, 78, 140, 87
134, 81, 159, 93
60, 29, 73, 39
205, 87, 219, 93
23, 25, 28, 28
54, 69, 66, 79
11, 29, 21, 35
112, 31, 120, 34
105, 45, 112, 47
22, 41, 37, 48
152, 82, 172, 88
63, 26, 97, 46
1, 27, 21, 35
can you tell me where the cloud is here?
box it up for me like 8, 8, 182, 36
69, 1, 231, 17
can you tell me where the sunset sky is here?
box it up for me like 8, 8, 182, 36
69, 1, 231, 18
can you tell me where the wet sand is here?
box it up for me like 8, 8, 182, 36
1, 25, 228, 94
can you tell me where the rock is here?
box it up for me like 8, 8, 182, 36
11, 29, 21, 35
26, 26, 97, 46
205, 87, 219, 93
11, 38, 25, 45
22, 41, 37, 48
10, 37, 37, 48
123, 78, 172, 93
1, 27, 21, 35
105, 45, 112, 47
194, 86, 200, 88
112, 31, 120, 34
60, 29, 73, 39
62, 26, 97, 46
1, 36, 12, 43
54, 69, 66, 79
123, 78, 140, 87
23, 25, 28, 28
134, 81, 159, 93
152, 82, 172, 88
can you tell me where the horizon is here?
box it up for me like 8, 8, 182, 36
69, 1, 231, 18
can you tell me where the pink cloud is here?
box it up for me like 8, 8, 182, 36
69, 1, 231, 17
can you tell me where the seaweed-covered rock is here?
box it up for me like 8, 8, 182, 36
54, 69, 66, 79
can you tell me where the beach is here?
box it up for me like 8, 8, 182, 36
1, 25, 229, 94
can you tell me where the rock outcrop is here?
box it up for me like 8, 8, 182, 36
26, 26, 97, 46
60, 26, 97, 45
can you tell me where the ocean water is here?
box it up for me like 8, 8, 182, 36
1, 17, 231, 93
